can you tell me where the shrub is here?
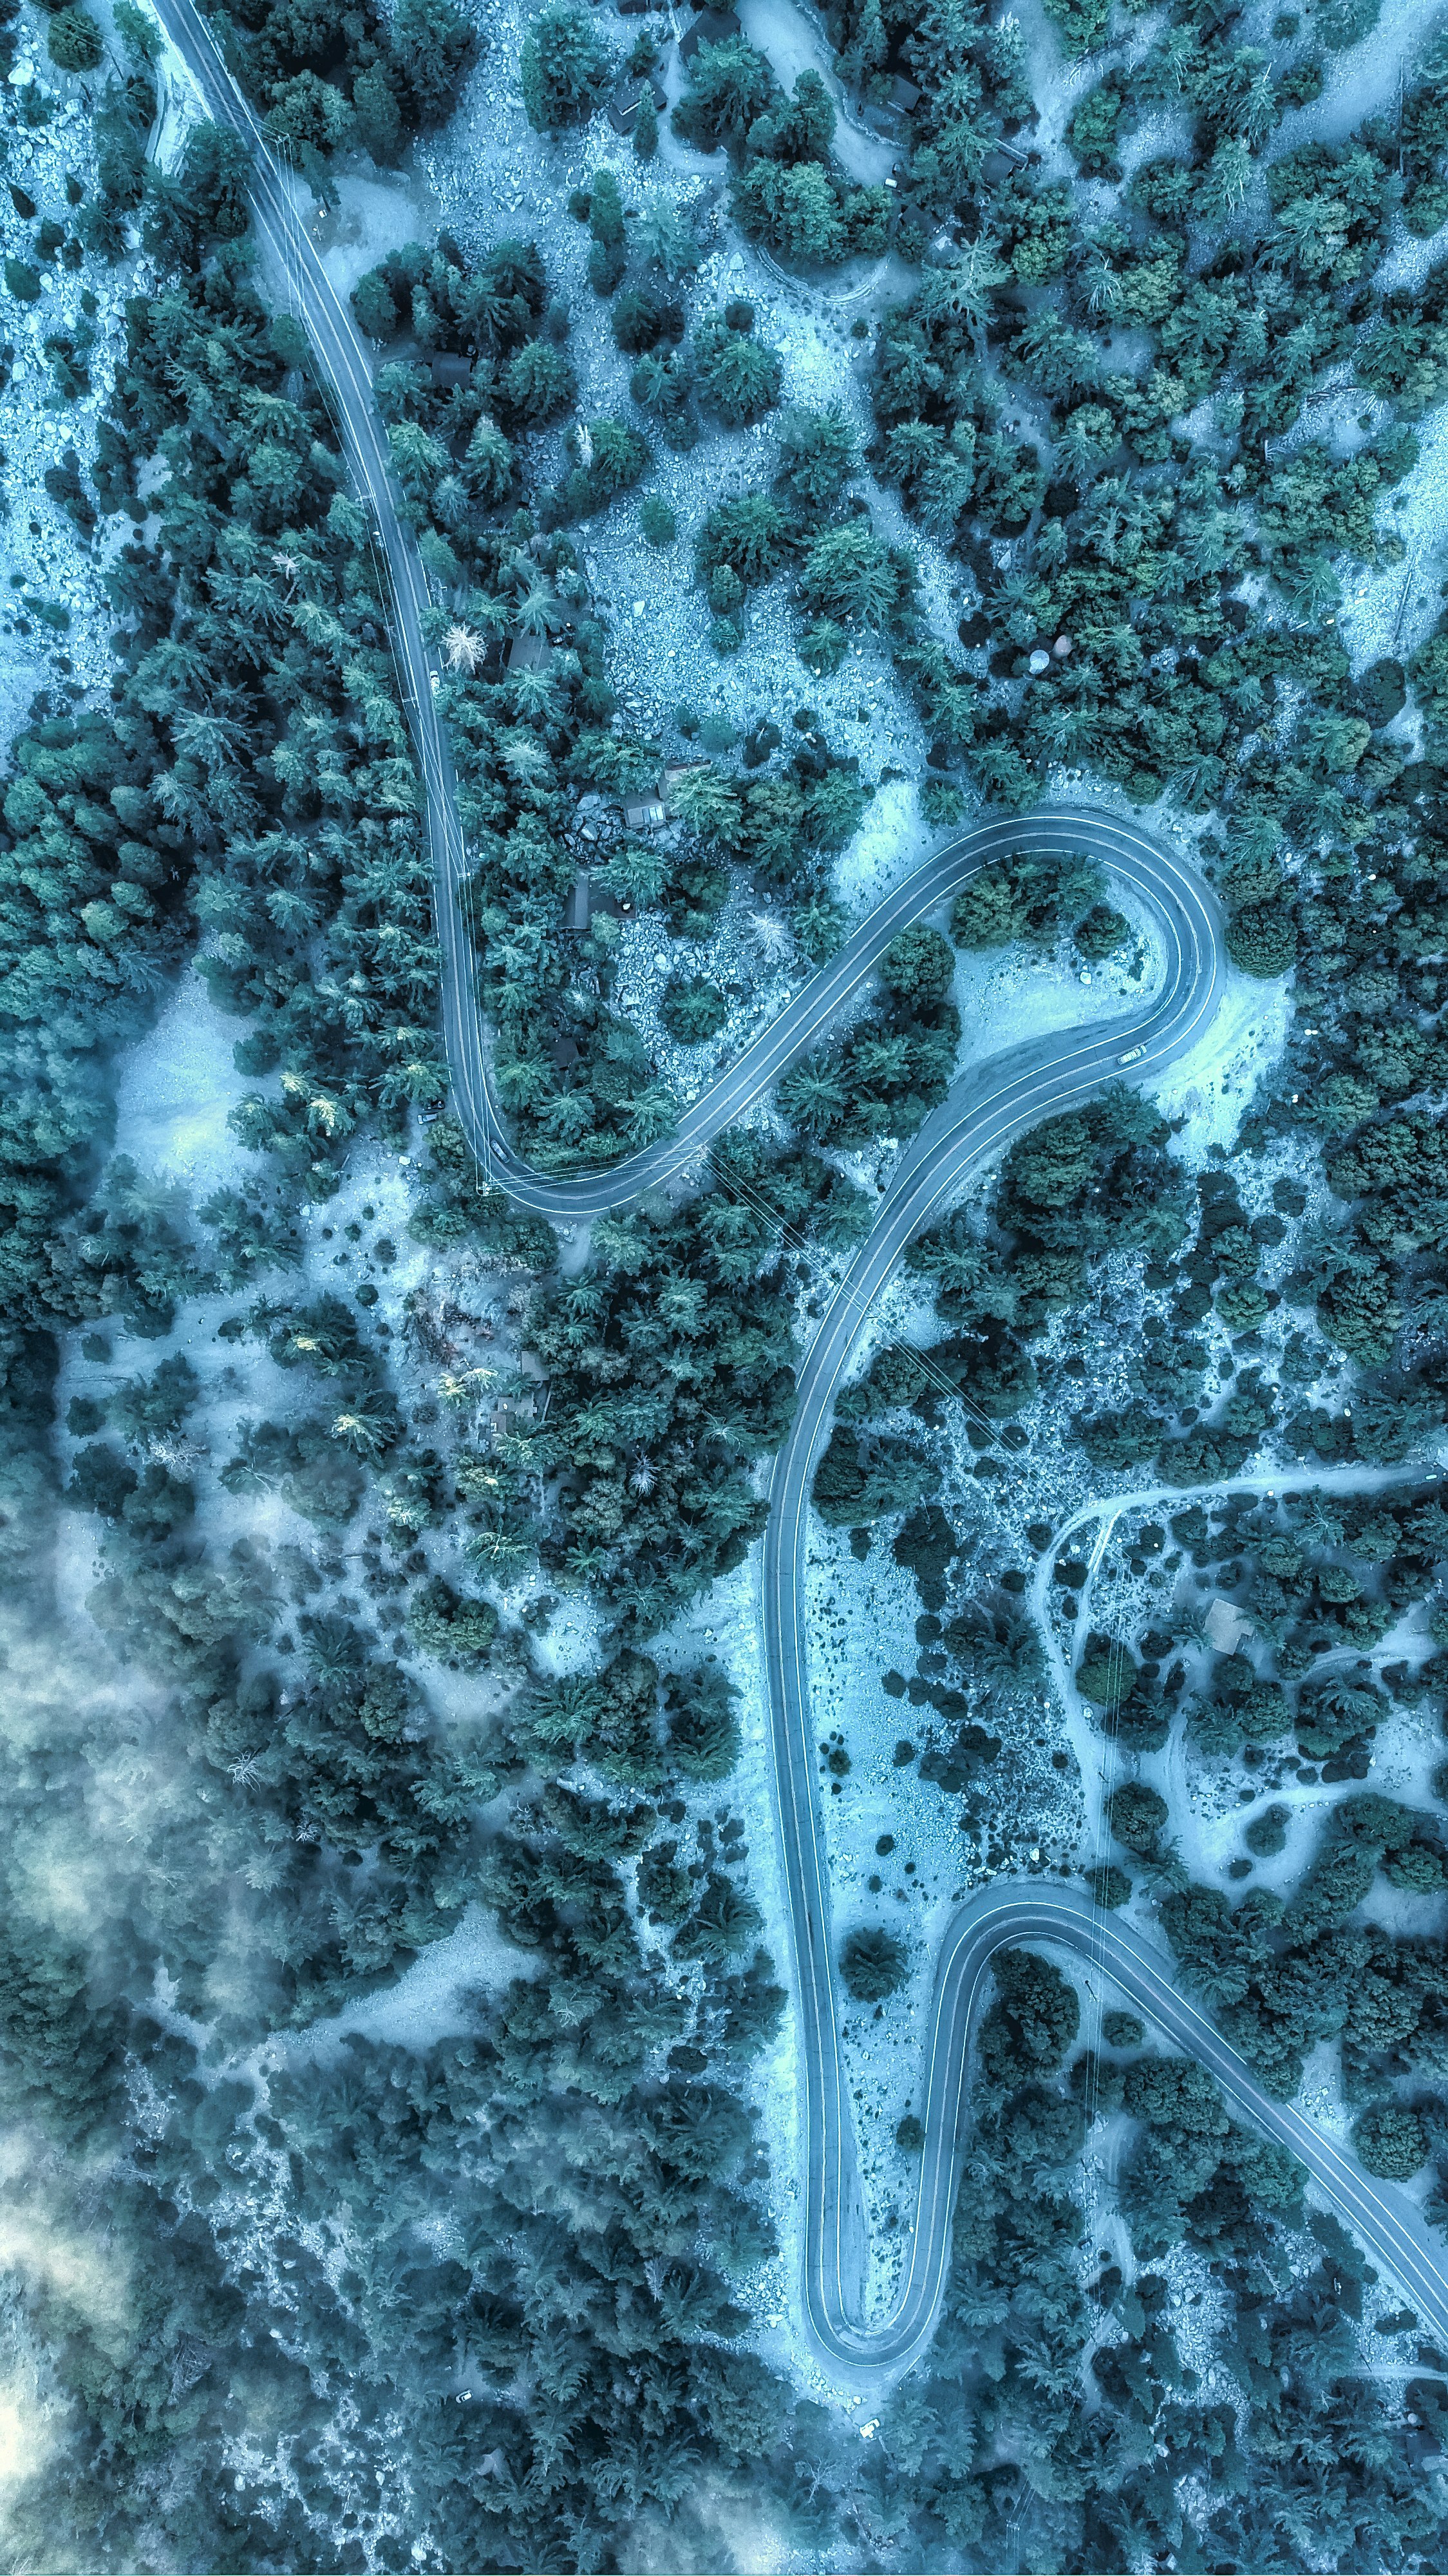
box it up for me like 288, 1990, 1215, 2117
554, 417, 650, 518
921, 777, 967, 826
69, 1442, 138, 1520
1360, 656, 1406, 726
665, 1668, 740, 1779
800, 615, 847, 675
465, 417, 515, 504
798, 520, 911, 631
694, 312, 784, 425
1354, 2101, 1428, 2178
352, 267, 401, 339
979, 1947, 1080, 2085
1087, 1863, 1132, 1906
670, 33, 775, 154
179, 121, 252, 241
1407, 176, 1448, 235
673, 1870, 761, 1960
631, 346, 697, 449
811, 1425, 932, 1524
840, 1926, 908, 2000
405, 1575, 498, 1669
793, 891, 849, 959
880, 923, 954, 1004
498, 339, 577, 426
777, 407, 857, 514
1042, 0, 1110, 52
1107, 1781, 1169, 1853
1074, 903, 1128, 960
1226, 903, 1295, 977
734, 159, 845, 266
639, 495, 676, 547
661, 976, 728, 1043
1077, 1634, 1138, 1707
391, 0, 478, 125
1243, 1803, 1289, 1858
697, 493, 792, 590
612, 287, 684, 354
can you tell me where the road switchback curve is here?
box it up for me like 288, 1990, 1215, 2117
140, 0, 1448, 2391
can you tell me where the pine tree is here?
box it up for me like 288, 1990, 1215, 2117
519, 5, 612, 131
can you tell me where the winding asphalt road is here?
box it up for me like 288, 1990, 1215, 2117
144, 0, 1448, 2391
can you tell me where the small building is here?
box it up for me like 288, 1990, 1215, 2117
861, 75, 919, 137
622, 789, 667, 830
608, 71, 666, 136
507, 630, 553, 674
679, 6, 740, 59
549, 1030, 581, 1072
1205, 1596, 1255, 1654
490, 1391, 537, 1446
565, 871, 625, 931
430, 352, 472, 390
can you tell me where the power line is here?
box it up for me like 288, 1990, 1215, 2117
710, 1159, 1018, 1448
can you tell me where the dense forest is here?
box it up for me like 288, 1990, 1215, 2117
1, 0, 1447, 2556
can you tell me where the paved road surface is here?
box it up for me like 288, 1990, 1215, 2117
143, 0, 1448, 2389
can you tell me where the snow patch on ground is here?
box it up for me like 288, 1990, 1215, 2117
805, 1509, 980, 2325
314, 168, 444, 303
950, 882, 1160, 1059
835, 775, 926, 913
411, 23, 964, 817
649, 1556, 802, 2354
1151, 965, 1293, 1162
1275, 0, 1447, 149
736, 0, 898, 186
0, 636, 47, 750
111, 965, 264, 1192
1338, 397, 1448, 678
1013, 0, 1096, 166
299, 1902, 538, 2053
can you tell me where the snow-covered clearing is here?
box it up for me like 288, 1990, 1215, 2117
110, 966, 263, 1194
14, 0, 1448, 2429
1152, 961, 1293, 1163
297, 1902, 541, 2052
1338, 393, 1448, 682
1278, 0, 1448, 148
736, 0, 898, 187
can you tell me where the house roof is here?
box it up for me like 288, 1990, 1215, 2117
679, 8, 740, 59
